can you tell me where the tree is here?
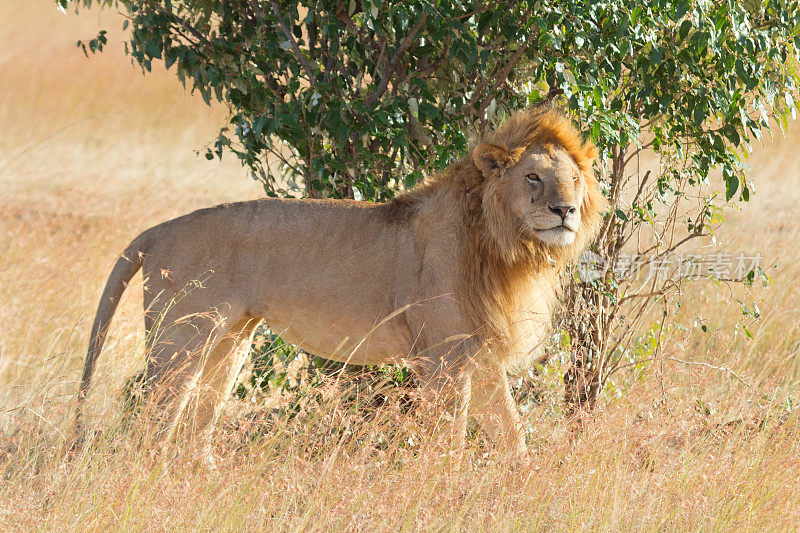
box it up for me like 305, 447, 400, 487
65, 0, 545, 199
64, 0, 800, 416
525, 0, 799, 414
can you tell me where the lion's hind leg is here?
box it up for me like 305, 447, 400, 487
188, 317, 261, 435
137, 310, 233, 442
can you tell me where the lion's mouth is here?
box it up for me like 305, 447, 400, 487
538, 223, 577, 233
532, 224, 577, 246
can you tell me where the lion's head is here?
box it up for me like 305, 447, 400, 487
469, 109, 606, 262
474, 143, 587, 247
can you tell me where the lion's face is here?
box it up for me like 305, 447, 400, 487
473, 143, 588, 248
503, 146, 585, 247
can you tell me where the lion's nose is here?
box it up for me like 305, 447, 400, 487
548, 204, 577, 219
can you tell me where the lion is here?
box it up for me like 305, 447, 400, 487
76, 108, 606, 457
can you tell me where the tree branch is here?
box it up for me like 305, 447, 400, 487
666, 357, 752, 388
270, 0, 317, 87
412, 35, 452, 80
364, 12, 429, 107
474, 41, 529, 120
531, 86, 564, 109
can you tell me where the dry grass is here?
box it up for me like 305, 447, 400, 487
2, 3, 800, 531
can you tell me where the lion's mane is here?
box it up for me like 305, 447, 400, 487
387, 109, 607, 357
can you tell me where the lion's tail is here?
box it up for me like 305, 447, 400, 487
74, 229, 152, 436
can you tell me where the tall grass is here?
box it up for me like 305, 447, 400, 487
2, 367, 800, 530
2, 3, 800, 530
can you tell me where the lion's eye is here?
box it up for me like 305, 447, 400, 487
526, 173, 541, 184
573, 173, 581, 183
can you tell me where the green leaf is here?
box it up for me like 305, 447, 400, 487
725, 174, 739, 201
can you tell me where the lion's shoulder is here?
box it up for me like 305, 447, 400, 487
381, 195, 420, 223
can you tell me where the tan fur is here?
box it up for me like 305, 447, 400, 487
77, 109, 606, 455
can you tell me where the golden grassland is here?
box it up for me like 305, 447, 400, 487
2, 3, 800, 530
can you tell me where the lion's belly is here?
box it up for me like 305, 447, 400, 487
262, 305, 413, 365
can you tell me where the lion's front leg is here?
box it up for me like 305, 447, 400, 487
416, 360, 472, 451
470, 365, 528, 457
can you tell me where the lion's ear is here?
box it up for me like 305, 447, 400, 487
473, 143, 512, 177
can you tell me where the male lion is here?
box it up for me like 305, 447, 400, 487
77, 109, 605, 456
